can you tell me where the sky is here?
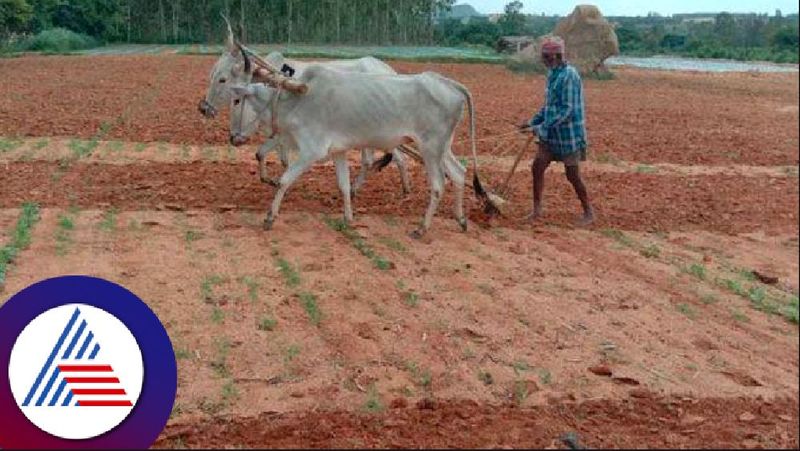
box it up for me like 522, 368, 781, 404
464, 0, 799, 16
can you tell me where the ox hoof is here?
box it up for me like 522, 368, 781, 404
408, 229, 426, 240
458, 218, 468, 232
263, 218, 274, 231
254, 151, 262, 162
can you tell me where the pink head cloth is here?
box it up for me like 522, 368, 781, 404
541, 36, 565, 55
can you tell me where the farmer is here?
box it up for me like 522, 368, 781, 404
521, 36, 594, 226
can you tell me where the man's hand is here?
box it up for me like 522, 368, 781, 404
519, 121, 532, 134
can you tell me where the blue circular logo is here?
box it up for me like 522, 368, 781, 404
0, 276, 177, 448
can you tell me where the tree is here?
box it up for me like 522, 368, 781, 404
498, 0, 524, 36
0, 0, 33, 36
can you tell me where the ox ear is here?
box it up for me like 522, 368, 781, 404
230, 84, 256, 98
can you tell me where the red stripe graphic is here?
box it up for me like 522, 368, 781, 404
65, 377, 120, 383
58, 365, 113, 372
72, 388, 127, 395
77, 400, 133, 407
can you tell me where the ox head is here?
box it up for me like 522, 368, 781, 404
229, 46, 271, 146
198, 16, 249, 118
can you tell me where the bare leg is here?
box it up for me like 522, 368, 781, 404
565, 164, 595, 226
526, 152, 552, 222
334, 154, 354, 223
391, 148, 411, 195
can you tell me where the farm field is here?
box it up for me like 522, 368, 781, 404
0, 53, 798, 448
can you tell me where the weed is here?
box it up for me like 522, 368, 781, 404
184, 229, 204, 244
537, 368, 552, 385
134, 143, 146, 152
478, 371, 493, 385
684, 263, 707, 280
54, 213, 76, 256
221, 380, 239, 404
198, 398, 224, 416
240, 276, 260, 302
731, 309, 750, 323
363, 384, 384, 413
636, 164, 658, 174
403, 291, 419, 307
324, 217, 393, 270
299, 292, 322, 325
0, 137, 23, 153
378, 236, 407, 253
175, 348, 192, 360
257, 316, 277, 331
210, 338, 231, 378
595, 152, 621, 165
276, 258, 301, 287
463, 347, 476, 360
68, 139, 98, 159
513, 380, 530, 405
512, 361, 530, 375
32, 139, 49, 151
676, 303, 696, 319
601, 228, 635, 248
201, 274, 225, 301
98, 207, 119, 232
782, 296, 799, 324
180, 145, 191, 160
640, 244, 661, 259
477, 283, 496, 296
284, 344, 301, 364
170, 403, 183, 419
107, 141, 124, 152
211, 306, 224, 324
701, 293, 718, 305
0, 202, 41, 286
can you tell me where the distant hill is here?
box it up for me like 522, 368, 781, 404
447, 4, 482, 19
437, 3, 485, 23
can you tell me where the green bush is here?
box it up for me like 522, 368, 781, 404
20, 28, 98, 53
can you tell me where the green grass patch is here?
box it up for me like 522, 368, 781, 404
210, 337, 231, 378
276, 258, 301, 288
54, 212, 76, 256
403, 291, 420, 307
257, 316, 277, 331
537, 368, 552, 385
363, 384, 384, 413
324, 217, 394, 270
107, 141, 124, 153
0, 137, 23, 153
0, 202, 41, 286
601, 228, 636, 248
676, 303, 696, 319
478, 370, 494, 385
201, 274, 226, 302
299, 292, 322, 326
68, 139, 99, 159
239, 276, 260, 303
377, 236, 407, 253
134, 143, 147, 153
684, 263, 707, 280
635, 164, 658, 174
184, 229, 204, 244
98, 207, 119, 232
640, 244, 661, 258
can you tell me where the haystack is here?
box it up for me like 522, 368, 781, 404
514, 5, 619, 75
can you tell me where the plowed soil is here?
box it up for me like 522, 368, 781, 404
0, 55, 798, 166
0, 54, 797, 449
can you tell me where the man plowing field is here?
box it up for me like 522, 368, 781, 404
521, 36, 595, 227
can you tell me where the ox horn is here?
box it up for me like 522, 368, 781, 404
239, 43, 252, 74
221, 13, 235, 52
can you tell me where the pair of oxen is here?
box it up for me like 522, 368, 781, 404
198, 26, 495, 238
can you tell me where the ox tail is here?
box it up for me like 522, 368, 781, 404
371, 152, 394, 172
440, 76, 501, 215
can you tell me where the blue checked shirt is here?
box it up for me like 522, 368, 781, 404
529, 63, 587, 157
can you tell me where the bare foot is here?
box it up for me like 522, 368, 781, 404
576, 209, 595, 227
523, 208, 543, 223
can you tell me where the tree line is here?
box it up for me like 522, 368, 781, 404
1, 0, 459, 45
